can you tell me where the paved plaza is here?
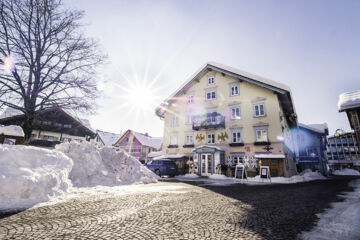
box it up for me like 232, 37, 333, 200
0, 177, 357, 240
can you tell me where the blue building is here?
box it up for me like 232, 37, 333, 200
294, 123, 329, 174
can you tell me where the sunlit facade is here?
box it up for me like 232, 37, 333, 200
156, 62, 298, 177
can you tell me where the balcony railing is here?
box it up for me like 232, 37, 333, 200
192, 112, 225, 131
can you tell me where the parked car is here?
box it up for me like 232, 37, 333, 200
145, 159, 178, 177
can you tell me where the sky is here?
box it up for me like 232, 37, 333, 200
64, 0, 360, 137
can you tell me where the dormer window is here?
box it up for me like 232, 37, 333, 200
207, 76, 215, 85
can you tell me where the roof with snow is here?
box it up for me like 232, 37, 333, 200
96, 130, 122, 146
298, 123, 329, 135
132, 131, 162, 150
0, 125, 24, 137
338, 90, 360, 112
156, 62, 296, 119
0, 108, 22, 119
115, 130, 162, 150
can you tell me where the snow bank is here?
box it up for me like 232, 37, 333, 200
176, 173, 200, 179
249, 169, 326, 184
333, 168, 360, 176
0, 125, 24, 137
56, 141, 159, 187
209, 174, 230, 180
300, 179, 360, 240
0, 145, 73, 211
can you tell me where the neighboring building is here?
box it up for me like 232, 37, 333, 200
338, 90, 360, 149
114, 130, 162, 163
0, 125, 24, 145
327, 131, 360, 171
0, 107, 95, 147
95, 130, 122, 147
155, 62, 298, 177
294, 123, 329, 174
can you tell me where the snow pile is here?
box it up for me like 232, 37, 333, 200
209, 174, 229, 180
333, 168, 360, 176
0, 125, 24, 137
0, 145, 73, 211
268, 169, 326, 184
56, 141, 159, 187
177, 173, 200, 179
300, 179, 360, 240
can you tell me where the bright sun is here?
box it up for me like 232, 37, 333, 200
126, 82, 157, 111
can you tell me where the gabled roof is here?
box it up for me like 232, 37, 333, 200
155, 62, 296, 118
115, 129, 162, 150
298, 123, 329, 135
338, 90, 360, 112
96, 130, 122, 146
0, 107, 95, 136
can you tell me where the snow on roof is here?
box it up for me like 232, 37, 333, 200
298, 123, 328, 135
254, 154, 285, 159
338, 90, 360, 112
156, 62, 295, 118
0, 125, 24, 137
96, 130, 122, 146
147, 151, 163, 158
132, 131, 162, 150
0, 108, 22, 119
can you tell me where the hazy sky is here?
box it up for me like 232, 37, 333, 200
64, 0, 359, 137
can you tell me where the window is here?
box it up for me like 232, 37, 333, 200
207, 132, 216, 144
43, 135, 54, 141
230, 83, 239, 96
230, 155, 244, 166
54, 122, 62, 127
253, 103, 266, 117
170, 133, 178, 145
230, 106, 241, 120
63, 124, 72, 128
205, 90, 216, 100
186, 112, 193, 124
185, 133, 194, 145
307, 147, 318, 156
207, 111, 217, 123
255, 128, 268, 142
170, 115, 179, 127
207, 76, 215, 85
42, 121, 52, 125
231, 129, 242, 143
186, 94, 194, 104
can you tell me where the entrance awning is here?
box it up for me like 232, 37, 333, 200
254, 154, 285, 159
192, 145, 225, 153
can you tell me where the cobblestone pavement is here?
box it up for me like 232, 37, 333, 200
0, 177, 357, 240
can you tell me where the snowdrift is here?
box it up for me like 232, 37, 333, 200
333, 168, 360, 176
0, 145, 73, 211
56, 141, 159, 187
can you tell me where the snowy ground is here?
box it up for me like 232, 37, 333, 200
300, 179, 360, 240
333, 168, 360, 176
174, 169, 327, 186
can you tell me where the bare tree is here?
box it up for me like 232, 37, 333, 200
0, 0, 106, 141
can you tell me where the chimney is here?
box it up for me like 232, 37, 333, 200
145, 133, 149, 136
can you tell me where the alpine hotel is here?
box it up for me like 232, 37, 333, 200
155, 62, 298, 177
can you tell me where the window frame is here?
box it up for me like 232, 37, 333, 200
231, 128, 242, 143
207, 76, 215, 85
255, 128, 268, 142
229, 83, 240, 96
185, 132, 194, 145
206, 132, 216, 144
230, 106, 241, 120
170, 133, 178, 145
170, 115, 179, 127
205, 89, 216, 101
186, 94, 194, 104
253, 102, 266, 117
